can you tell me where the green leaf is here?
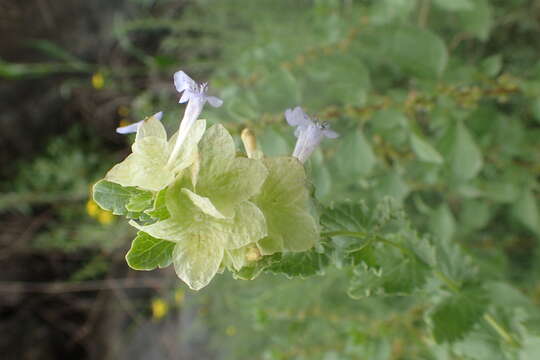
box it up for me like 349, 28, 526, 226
125, 232, 175, 270
92, 179, 152, 216
232, 255, 280, 281
435, 226, 476, 284
370, 0, 417, 25
440, 120, 483, 182
334, 129, 375, 178
512, 189, 540, 235
430, 286, 489, 343
433, 0, 473, 11
258, 129, 290, 157
456, 0, 493, 41
381, 25, 448, 78
144, 189, 170, 220
373, 171, 410, 203
126, 191, 153, 212
410, 133, 444, 164
267, 242, 332, 278
429, 204, 456, 243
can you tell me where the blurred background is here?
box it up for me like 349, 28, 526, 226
1, 0, 539, 359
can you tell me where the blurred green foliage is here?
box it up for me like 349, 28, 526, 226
2, 0, 540, 358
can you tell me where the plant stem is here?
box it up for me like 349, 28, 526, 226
483, 313, 520, 347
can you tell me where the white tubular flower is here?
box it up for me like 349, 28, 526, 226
167, 70, 223, 166
116, 111, 163, 134
285, 106, 339, 163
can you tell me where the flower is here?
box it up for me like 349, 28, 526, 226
285, 106, 339, 163
168, 71, 223, 167
151, 298, 168, 320
116, 111, 163, 134
106, 112, 206, 191
131, 124, 268, 290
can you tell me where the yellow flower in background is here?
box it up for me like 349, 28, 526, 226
174, 288, 185, 305
86, 199, 99, 217
91, 72, 105, 89
118, 119, 130, 129
225, 325, 237, 336
151, 298, 168, 320
97, 211, 114, 225
117, 105, 130, 117
87, 198, 114, 225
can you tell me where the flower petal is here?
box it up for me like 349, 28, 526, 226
206, 96, 223, 108
173, 70, 196, 93
285, 106, 312, 127
116, 120, 144, 134
323, 129, 339, 139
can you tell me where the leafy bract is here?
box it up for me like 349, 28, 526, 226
253, 157, 319, 254
106, 114, 206, 191
130, 178, 267, 290
429, 286, 489, 343
192, 124, 268, 217
172, 232, 224, 291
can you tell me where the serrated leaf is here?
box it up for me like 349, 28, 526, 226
435, 229, 475, 284
430, 286, 489, 343
348, 245, 429, 298
267, 242, 332, 278
411, 133, 444, 164
125, 232, 175, 270
321, 201, 373, 233
232, 255, 280, 281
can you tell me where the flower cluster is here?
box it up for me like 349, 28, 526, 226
93, 71, 337, 290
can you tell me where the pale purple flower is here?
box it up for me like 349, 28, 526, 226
285, 106, 338, 163
167, 71, 223, 166
116, 111, 163, 134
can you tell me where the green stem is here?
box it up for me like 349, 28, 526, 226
483, 313, 520, 347
433, 271, 461, 294
323, 229, 521, 348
